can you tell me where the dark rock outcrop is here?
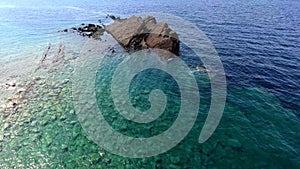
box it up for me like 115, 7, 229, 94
106, 15, 121, 21
105, 16, 180, 56
59, 23, 105, 40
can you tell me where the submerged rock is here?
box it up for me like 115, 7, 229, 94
106, 16, 180, 56
0, 133, 4, 142
227, 139, 242, 148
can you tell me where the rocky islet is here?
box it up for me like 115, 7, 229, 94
61, 15, 180, 57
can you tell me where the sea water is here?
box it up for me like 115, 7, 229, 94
0, 0, 299, 168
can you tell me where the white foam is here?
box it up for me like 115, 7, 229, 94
0, 4, 16, 8
61, 6, 84, 11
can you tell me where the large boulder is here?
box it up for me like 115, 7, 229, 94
105, 16, 180, 56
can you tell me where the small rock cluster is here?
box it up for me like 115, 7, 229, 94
59, 23, 105, 40
106, 14, 120, 21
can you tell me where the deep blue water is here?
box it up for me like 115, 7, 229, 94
0, 0, 299, 168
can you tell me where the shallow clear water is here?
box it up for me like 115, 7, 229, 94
0, 0, 299, 168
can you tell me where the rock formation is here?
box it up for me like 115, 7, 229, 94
60, 15, 180, 57
105, 16, 180, 56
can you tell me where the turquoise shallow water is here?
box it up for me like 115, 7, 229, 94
0, 0, 299, 168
